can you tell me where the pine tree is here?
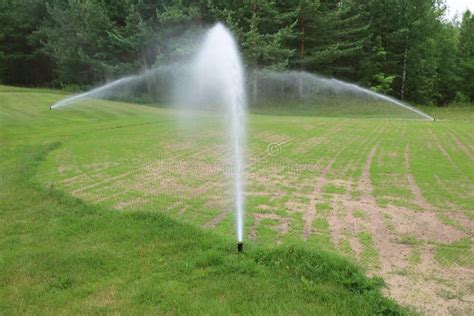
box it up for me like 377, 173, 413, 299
41, 0, 115, 85
434, 22, 459, 104
0, 0, 53, 85
297, 0, 369, 81
457, 10, 474, 101
401, 0, 444, 103
288, 0, 320, 70
359, 0, 445, 103
208, 0, 298, 70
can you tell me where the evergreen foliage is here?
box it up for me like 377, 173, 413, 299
0, 0, 472, 105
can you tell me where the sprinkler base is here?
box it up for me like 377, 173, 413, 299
237, 242, 243, 253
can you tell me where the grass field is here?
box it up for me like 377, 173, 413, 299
1, 85, 473, 314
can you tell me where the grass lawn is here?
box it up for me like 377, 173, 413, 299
1, 85, 473, 314
0, 85, 404, 314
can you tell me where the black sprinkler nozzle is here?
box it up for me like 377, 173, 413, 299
237, 242, 243, 253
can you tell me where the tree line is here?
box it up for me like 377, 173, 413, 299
0, 0, 473, 105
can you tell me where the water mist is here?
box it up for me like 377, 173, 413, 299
50, 24, 248, 251
191, 24, 247, 248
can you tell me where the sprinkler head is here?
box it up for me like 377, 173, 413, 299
237, 242, 243, 253
49, 106, 52, 110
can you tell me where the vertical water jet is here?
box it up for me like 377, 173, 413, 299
192, 23, 247, 245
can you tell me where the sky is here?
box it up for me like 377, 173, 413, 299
446, 0, 474, 19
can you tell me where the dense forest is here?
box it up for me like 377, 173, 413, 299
0, 0, 473, 105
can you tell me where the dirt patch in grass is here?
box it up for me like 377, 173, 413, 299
202, 207, 231, 229
303, 136, 358, 240
293, 137, 323, 153
114, 198, 143, 210
446, 212, 474, 232
284, 200, 306, 213
387, 207, 466, 244
250, 213, 290, 240
318, 140, 473, 315
348, 237, 363, 258
257, 131, 291, 144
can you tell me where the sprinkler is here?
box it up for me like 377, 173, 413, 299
237, 241, 243, 253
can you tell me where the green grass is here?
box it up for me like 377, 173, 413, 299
0, 86, 405, 314
353, 210, 368, 219
436, 238, 474, 269
323, 184, 346, 195
408, 248, 422, 266
339, 238, 356, 257
420, 105, 474, 121
2, 85, 473, 314
357, 232, 380, 269
399, 235, 421, 246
